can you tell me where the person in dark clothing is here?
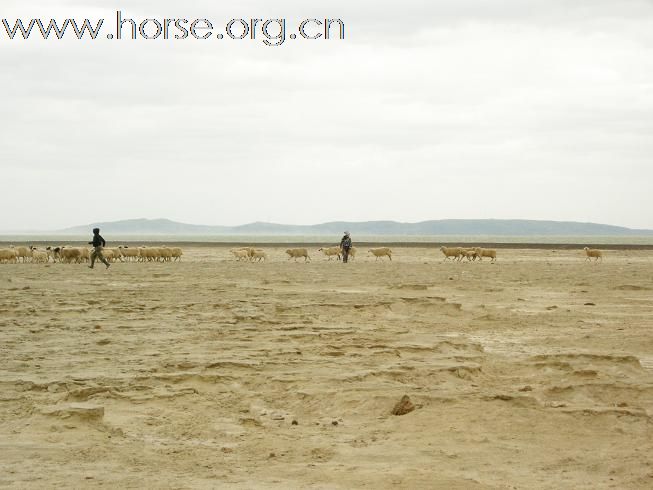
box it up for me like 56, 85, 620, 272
88, 228, 110, 269
340, 231, 352, 263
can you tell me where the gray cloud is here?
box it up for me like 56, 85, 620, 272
1, 0, 652, 230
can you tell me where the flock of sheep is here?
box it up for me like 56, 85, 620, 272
437, 246, 605, 263
315, 246, 393, 261
439, 246, 498, 262
230, 247, 269, 262
0, 244, 606, 265
229, 246, 395, 262
231, 245, 605, 264
0, 245, 183, 264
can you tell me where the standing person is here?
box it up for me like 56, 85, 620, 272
340, 231, 352, 263
88, 228, 110, 269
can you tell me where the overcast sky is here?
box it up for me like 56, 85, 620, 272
1, 0, 652, 231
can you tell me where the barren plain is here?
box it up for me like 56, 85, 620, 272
1, 246, 652, 488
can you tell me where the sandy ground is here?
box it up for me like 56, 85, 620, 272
1, 247, 652, 489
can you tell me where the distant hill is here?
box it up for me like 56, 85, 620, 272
57, 218, 653, 236
61, 218, 229, 235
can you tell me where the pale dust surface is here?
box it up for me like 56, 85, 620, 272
1, 247, 652, 489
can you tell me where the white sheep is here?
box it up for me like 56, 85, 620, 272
286, 248, 311, 262
79, 247, 91, 263
584, 247, 603, 262
118, 246, 140, 262
318, 246, 341, 261
231, 249, 250, 261
12, 246, 31, 263
110, 248, 126, 262
142, 247, 165, 262
151, 247, 163, 262
102, 249, 116, 262
440, 246, 463, 262
170, 247, 183, 262
463, 249, 479, 261
347, 246, 357, 260
160, 247, 173, 262
368, 247, 392, 261
250, 249, 267, 262
31, 249, 49, 264
474, 247, 497, 262
232, 247, 256, 259
60, 247, 82, 263
138, 247, 155, 262
0, 248, 18, 263
97, 248, 114, 262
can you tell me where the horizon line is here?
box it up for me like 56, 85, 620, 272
2, 217, 653, 234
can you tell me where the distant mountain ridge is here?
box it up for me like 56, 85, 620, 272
56, 218, 653, 236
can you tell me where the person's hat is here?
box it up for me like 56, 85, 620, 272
344, 231, 350, 235
93, 228, 100, 233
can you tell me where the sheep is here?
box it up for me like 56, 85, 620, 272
286, 248, 311, 262
232, 247, 256, 259
584, 247, 603, 262
250, 249, 267, 262
139, 247, 166, 262
474, 247, 497, 262
31, 249, 49, 264
368, 247, 392, 261
151, 247, 163, 262
11, 245, 32, 263
155, 247, 166, 262
440, 246, 463, 262
138, 247, 155, 262
0, 248, 18, 263
148, 247, 160, 262
59, 247, 82, 263
347, 246, 357, 260
99, 248, 114, 262
318, 246, 341, 261
170, 247, 183, 262
48, 246, 64, 262
159, 247, 172, 262
463, 249, 479, 261
118, 246, 140, 262
106, 248, 124, 262
145, 247, 162, 262
79, 247, 91, 263
230, 249, 250, 261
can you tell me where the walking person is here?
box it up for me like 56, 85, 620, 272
88, 228, 110, 269
340, 231, 352, 263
